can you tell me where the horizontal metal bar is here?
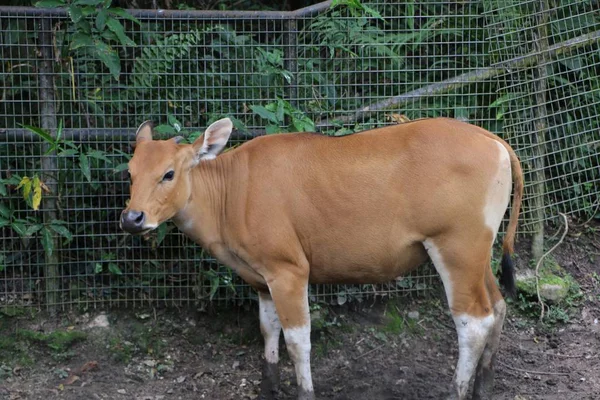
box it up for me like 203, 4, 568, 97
0, 1, 331, 19
0, 128, 266, 142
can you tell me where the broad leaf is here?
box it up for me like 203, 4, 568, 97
108, 8, 141, 25
24, 224, 43, 237
167, 115, 182, 133
41, 227, 54, 257
94, 40, 121, 80
49, 223, 73, 242
68, 5, 84, 23
95, 9, 108, 31
106, 17, 136, 47
32, 175, 42, 211
70, 32, 94, 50
250, 105, 278, 124
108, 263, 123, 275
79, 153, 91, 182
0, 204, 10, 218
19, 124, 54, 144
156, 223, 167, 246
11, 222, 27, 237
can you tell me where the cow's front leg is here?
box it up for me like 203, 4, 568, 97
267, 267, 314, 400
258, 291, 282, 400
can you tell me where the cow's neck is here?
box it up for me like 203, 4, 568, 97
173, 153, 237, 249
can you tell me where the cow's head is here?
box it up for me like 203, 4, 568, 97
120, 118, 233, 234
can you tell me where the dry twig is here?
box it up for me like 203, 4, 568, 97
535, 213, 569, 321
498, 360, 570, 376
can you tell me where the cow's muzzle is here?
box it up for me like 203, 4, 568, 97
120, 209, 147, 234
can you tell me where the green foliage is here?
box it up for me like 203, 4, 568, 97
16, 328, 87, 353
35, 0, 139, 80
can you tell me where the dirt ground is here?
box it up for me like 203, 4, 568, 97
1, 222, 599, 400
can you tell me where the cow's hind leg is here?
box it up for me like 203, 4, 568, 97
267, 267, 314, 400
472, 266, 506, 400
258, 291, 282, 400
424, 237, 495, 400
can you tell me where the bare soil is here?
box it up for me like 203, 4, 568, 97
1, 222, 599, 400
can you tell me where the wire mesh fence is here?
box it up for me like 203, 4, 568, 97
0, 0, 598, 310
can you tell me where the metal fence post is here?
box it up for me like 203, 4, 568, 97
37, 17, 60, 311
284, 17, 299, 114
530, 0, 550, 262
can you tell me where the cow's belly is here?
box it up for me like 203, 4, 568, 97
307, 241, 428, 285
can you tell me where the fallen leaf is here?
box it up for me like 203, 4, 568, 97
63, 375, 80, 385
79, 361, 98, 373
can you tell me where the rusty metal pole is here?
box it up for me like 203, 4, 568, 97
530, 0, 550, 262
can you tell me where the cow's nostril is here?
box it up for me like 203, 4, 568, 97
134, 212, 144, 224
121, 209, 146, 233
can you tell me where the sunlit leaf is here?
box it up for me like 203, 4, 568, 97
32, 175, 42, 211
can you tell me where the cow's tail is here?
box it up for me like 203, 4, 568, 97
481, 131, 523, 298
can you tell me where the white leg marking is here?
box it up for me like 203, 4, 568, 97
259, 292, 281, 364
423, 239, 454, 308
453, 313, 495, 398
484, 141, 512, 238
284, 324, 313, 393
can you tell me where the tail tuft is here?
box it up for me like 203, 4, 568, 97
500, 252, 517, 299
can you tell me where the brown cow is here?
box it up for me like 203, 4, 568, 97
121, 117, 523, 400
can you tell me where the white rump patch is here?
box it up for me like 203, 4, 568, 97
483, 142, 512, 238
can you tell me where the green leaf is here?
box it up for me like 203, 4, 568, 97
58, 149, 79, 157
108, 263, 123, 275
68, 5, 84, 23
0, 181, 6, 197
86, 150, 111, 163
265, 125, 281, 134
70, 32, 94, 50
24, 224, 43, 237
41, 227, 54, 257
0, 204, 10, 218
154, 124, 176, 135
250, 105, 278, 124
35, 0, 66, 7
79, 153, 91, 182
113, 163, 129, 174
94, 263, 103, 274
106, 17, 136, 47
93, 40, 121, 80
49, 224, 73, 242
167, 115, 182, 133
95, 9, 108, 31
19, 125, 54, 145
11, 222, 27, 237
156, 223, 167, 246
74, 0, 103, 5
108, 8, 141, 25
32, 175, 42, 211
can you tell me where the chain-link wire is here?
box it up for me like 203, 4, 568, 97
1, 0, 598, 309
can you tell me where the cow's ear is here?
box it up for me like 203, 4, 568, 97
135, 121, 153, 144
192, 118, 233, 162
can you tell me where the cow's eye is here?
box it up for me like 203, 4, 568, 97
162, 170, 175, 181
